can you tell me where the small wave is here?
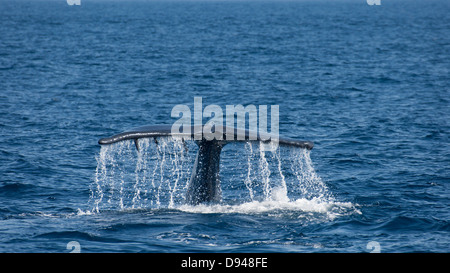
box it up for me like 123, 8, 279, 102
76, 208, 97, 216
35, 230, 128, 244
18, 211, 60, 218
378, 215, 446, 232
35, 231, 94, 240
3, 210, 77, 220
0, 182, 35, 193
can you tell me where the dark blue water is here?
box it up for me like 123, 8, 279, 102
1, 0, 449, 253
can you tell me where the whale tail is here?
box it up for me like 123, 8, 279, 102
98, 124, 313, 205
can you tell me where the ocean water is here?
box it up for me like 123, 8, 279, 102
0, 0, 449, 253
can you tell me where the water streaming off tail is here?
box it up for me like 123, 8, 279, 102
90, 137, 346, 215
220, 142, 331, 204
91, 137, 197, 212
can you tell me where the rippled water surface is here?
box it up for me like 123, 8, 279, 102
0, 0, 449, 252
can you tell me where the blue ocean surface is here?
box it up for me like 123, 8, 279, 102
0, 0, 449, 253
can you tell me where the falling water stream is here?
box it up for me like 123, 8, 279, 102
91, 137, 358, 219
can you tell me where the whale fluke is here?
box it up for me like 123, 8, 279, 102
98, 124, 313, 205
98, 124, 313, 150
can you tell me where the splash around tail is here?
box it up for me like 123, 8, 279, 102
89, 135, 361, 219
97, 125, 314, 206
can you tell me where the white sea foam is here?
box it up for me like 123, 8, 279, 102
177, 197, 360, 220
